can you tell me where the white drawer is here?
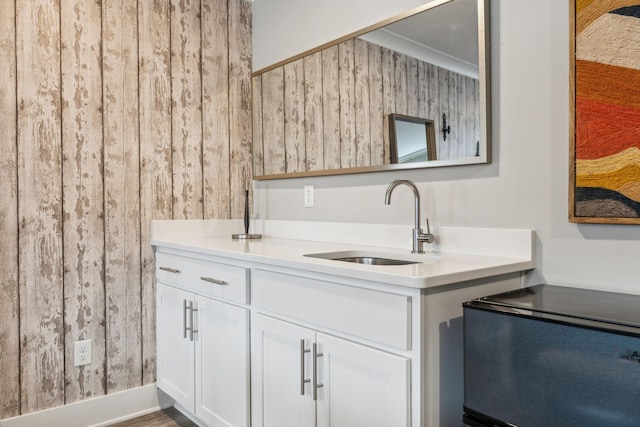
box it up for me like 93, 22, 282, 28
155, 252, 249, 304
252, 269, 411, 350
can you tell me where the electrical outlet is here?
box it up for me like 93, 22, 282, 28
74, 339, 92, 367
304, 184, 314, 208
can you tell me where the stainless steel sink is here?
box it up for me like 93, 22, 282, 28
331, 256, 418, 265
304, 250, 440, 265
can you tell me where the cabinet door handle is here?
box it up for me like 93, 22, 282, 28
159, 266, 180, 273
200, 276, 227, 286
300, 339, 311, 395
185, 300, 196, 340
313, 342, 324, 401
189, 303, 198, 342
183, 299, 188, 339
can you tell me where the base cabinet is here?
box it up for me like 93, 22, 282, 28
157, 282, 249, 427
251, 313, 410, 427
157, 284, 195, 408
155, 245, 523, 427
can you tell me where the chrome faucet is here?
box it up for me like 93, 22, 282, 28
384, 179, 435, 254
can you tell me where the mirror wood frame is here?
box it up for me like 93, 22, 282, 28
389, 114, 437, 163
252, 0, 491, 180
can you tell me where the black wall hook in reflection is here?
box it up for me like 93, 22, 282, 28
442, 113, 451, 140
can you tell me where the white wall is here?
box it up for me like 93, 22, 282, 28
252, 0, 640, 294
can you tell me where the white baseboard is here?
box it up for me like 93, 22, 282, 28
0, 384, 173, 427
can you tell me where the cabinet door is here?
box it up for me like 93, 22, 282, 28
156, 283, 195, 411
195, 296, 249, 427
316, 333, 410, 427
251, 314, 316, 427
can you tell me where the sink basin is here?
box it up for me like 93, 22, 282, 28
331, 256, 418, 265
304, 250, 440, 266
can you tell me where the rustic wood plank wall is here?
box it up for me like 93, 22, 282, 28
254, 38, 480, 176
16, 0, 65, 413
0, 0, 19, 416
227, 0, 252, 218
103, 0, 142, 394
61, 0, 106, 403
0, 0, 252, 419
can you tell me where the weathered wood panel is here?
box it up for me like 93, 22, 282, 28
228, 0, 253, 218
0, 0, 19, 418
426, 63, 439, 158
303, 51, 324, 171
460, 76, 470, 157
203, 0, 231, 219
322, 45, 341, 170
61, 0, 106, 403
339, 39, 356, 168
261, 68, 286, 175
284, 60, 306, 173
437, 68, 450, 160
446, 70, 458, 159
381, 47, 396, 165
103, 0, 142, 393
16, 0, 65, 413
417, 61, 428, 122
354, 38, 371, 167
171, 0, 203, 220
367, 43, 384, 167
406, 57, 419, 118
252, 76, 265, 177
393, 52, 408, 116
139, 0, 172, 385
473, 78, 480, 156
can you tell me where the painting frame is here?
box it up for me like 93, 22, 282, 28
569, 0, 640, 224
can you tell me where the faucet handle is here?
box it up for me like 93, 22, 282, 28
423, 219, 435, 244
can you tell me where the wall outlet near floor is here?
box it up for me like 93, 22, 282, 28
74, 339, 92, 367
304, 184, 314, 207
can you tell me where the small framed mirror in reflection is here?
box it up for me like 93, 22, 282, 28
389, 114, 437, 164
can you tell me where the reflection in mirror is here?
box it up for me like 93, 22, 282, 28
389, 114, 436, 164
252, 0, 490, 180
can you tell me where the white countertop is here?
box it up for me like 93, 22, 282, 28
151, 220, 535, 289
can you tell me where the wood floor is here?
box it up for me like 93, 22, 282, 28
107, 407, 198, 427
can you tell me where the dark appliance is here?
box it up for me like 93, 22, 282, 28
463, 284, 640, 427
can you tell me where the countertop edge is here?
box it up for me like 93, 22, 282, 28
151, 235, 535, 290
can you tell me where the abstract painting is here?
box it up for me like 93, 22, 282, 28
570, 1, 640, 224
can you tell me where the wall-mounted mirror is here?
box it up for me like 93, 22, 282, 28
252, 0, 490, 180
389, 114, 437, 163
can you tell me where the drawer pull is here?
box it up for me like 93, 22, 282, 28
159, 266, 180, 274
200, 276, 227, 286
313, 343, 324, 401
300, 339, 311, 395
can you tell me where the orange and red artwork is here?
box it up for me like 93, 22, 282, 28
572, 1, 640, 223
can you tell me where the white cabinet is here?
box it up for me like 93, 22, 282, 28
157, 283, 195, 408
251, 314, 410, 427
316, 333, 410, 427
251, 314, 316, 427
250, 267, 413, 427
195, 295, 249, 427
154, 243, 524, 427
156, 252, 250, 427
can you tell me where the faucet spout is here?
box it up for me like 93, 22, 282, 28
384, 179, 435, 254
384, 179, 421, 230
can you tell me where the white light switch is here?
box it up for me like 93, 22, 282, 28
304, 184, 314, 208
